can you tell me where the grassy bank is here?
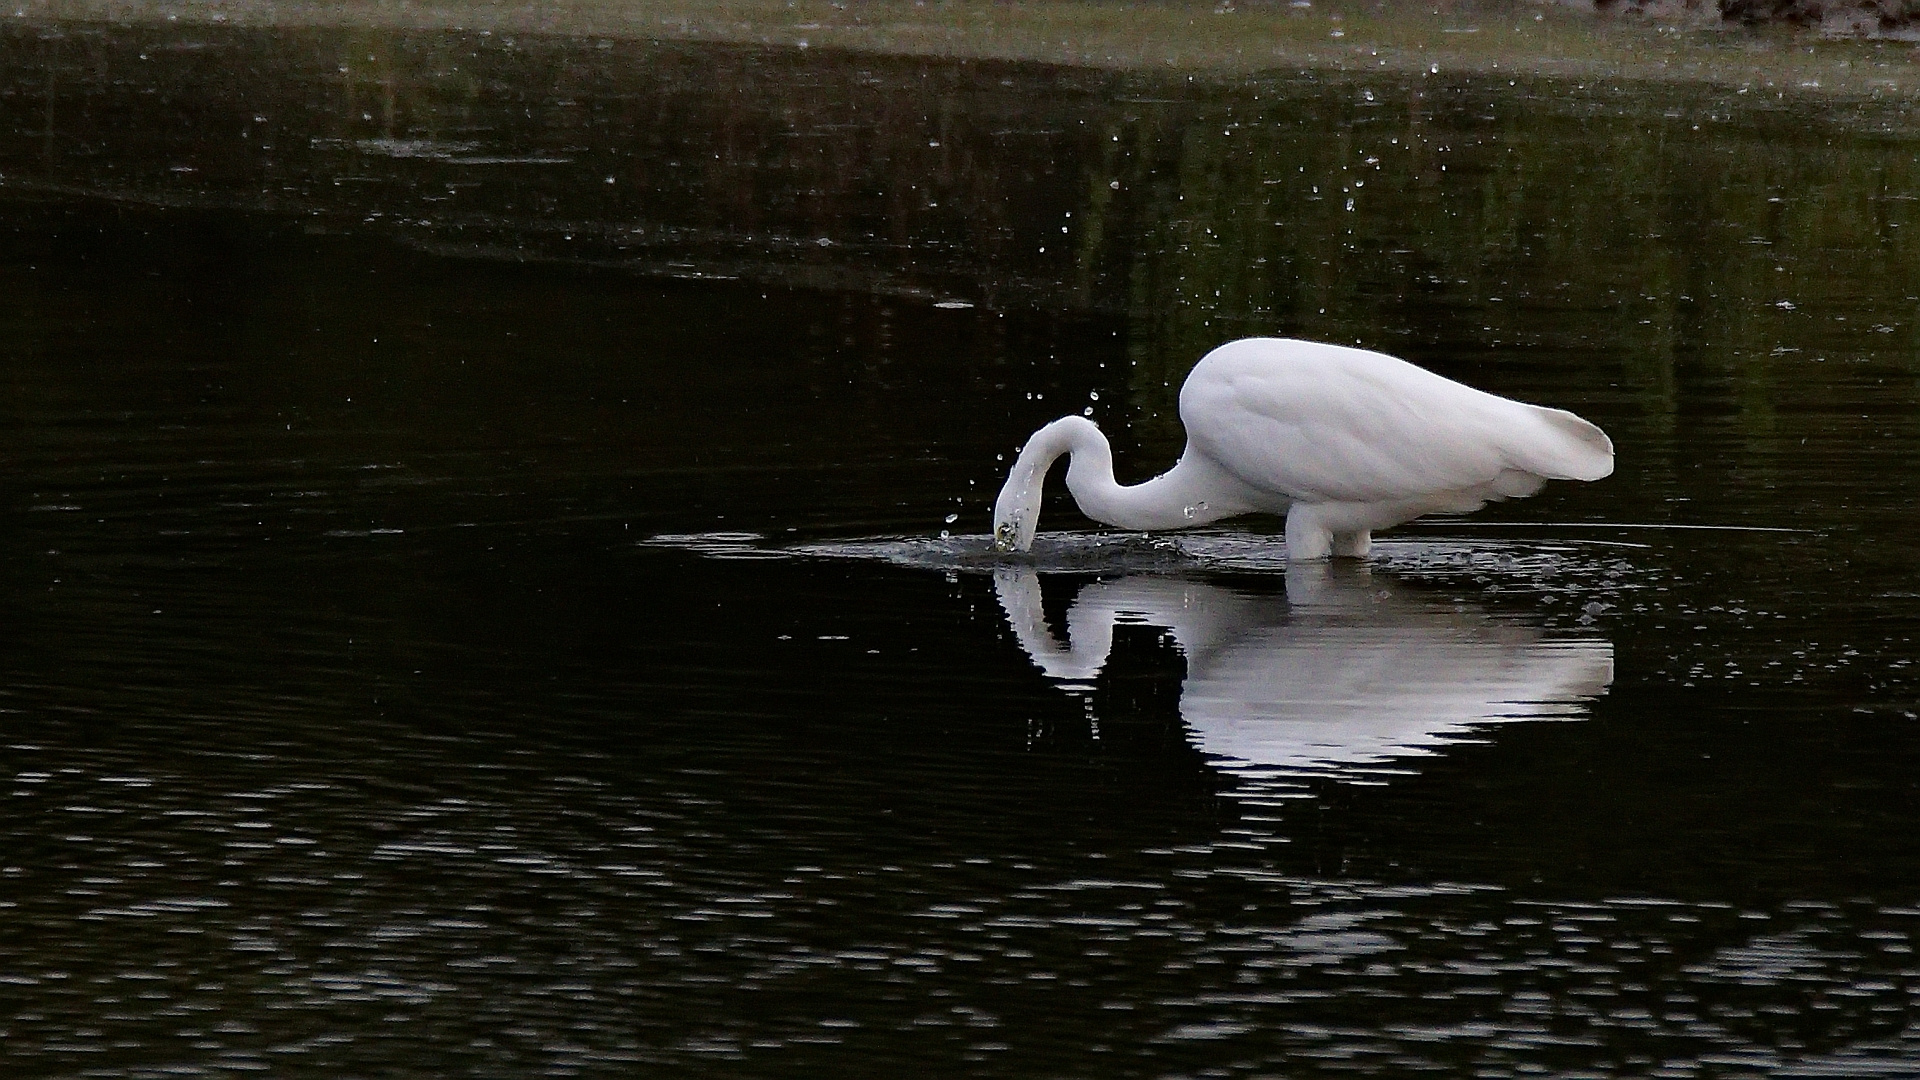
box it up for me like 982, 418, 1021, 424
14, 0, 1920, 96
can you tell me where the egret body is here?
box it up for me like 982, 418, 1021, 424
990, 337, 1613, 559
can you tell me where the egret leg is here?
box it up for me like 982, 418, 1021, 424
1331, 530, 1372, 559
1283, 505, 1333, 561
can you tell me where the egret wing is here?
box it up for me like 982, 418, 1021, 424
1182, 343, 1527, 503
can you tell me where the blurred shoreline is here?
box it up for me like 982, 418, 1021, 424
11, 0, 1920, 97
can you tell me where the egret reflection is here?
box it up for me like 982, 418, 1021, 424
993, 565, 1612, 779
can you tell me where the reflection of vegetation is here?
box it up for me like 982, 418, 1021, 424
6, 23, 1919, 503
1062, 73, 1920, 476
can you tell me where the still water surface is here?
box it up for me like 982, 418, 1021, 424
4, 21, 1920, 1077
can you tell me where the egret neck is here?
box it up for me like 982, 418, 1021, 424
991, 416, 1267, 552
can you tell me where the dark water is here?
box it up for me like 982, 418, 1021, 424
5, 21, 1920, 1077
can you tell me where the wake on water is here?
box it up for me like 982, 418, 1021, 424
640, 529, 1646, 606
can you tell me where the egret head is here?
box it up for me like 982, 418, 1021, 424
991, 481, 1038, 553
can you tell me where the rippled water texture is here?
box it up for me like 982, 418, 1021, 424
5, 21, 1920, 1077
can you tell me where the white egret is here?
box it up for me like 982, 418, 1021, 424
991, 337, 1613, 559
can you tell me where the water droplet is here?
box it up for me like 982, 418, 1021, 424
1088, 391, 1100, 401
944, 513, 959, 524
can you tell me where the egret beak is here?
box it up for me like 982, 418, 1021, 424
992, 521, 1020, 553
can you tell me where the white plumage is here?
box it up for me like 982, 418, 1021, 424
991, 337, 1614, 560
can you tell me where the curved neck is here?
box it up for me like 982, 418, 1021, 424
993, 417, 1100, 550
993, 416, 1260, 551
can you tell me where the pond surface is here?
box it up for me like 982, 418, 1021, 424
4, 21, 1920, 1078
